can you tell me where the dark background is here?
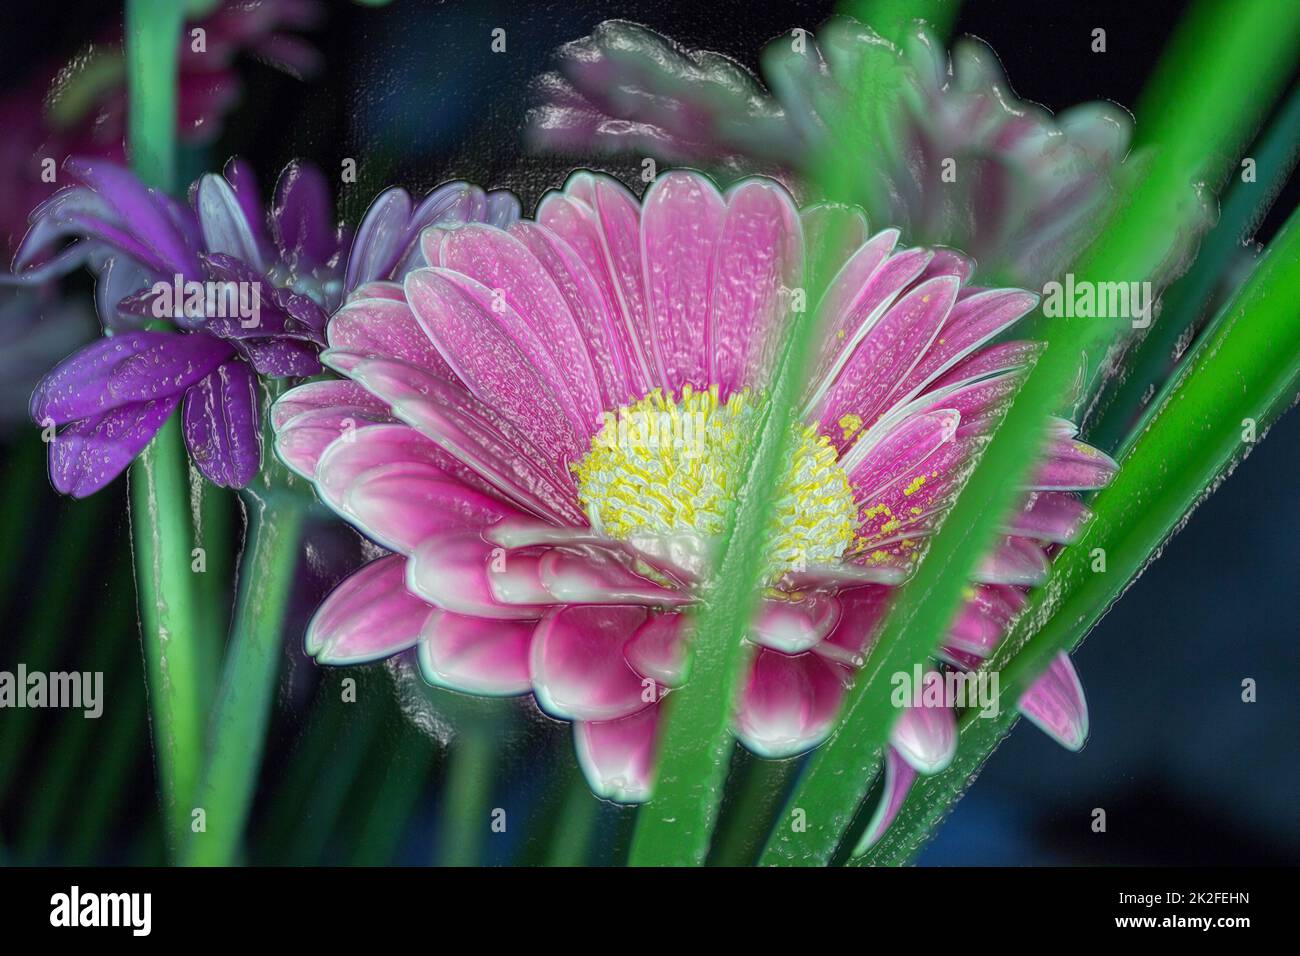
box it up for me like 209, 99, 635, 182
1, 0, 1297, 865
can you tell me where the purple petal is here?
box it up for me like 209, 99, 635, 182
182, 359, 262, 488
194, 172, 268, 273
31, 331, 233, 426
237, 337, 321, 377
270, 160, 336, 270
343, 187, 412, 292
65, 158, 203, 278
49, 396, 179, 498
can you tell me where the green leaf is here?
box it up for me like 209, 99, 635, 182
1087, 82, 1300, 452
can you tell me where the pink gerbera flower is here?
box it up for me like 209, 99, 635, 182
272, 170, 1112, 830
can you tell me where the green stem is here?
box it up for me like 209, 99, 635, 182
192, 471, 234, 702
542, 769, 604, 868
184, 494, 304, 865
437, 728, 497, 866
17, 555, 133, 862
0, 497, 107, 801
1087, 82, 1300, 451
286, 695, 385, 864
126, 0, 179, 191
125, 0, 202, 854
352, 727, 437, 865
708, 753, 797, 867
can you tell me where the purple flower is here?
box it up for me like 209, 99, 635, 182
272, 169, 1108, 824
529, 17, 1134, 286
16, 157, 519, 496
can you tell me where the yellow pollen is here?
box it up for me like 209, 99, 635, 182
903, 475, 927, 496
838, 413, 864, 442
572, 385, 857, 582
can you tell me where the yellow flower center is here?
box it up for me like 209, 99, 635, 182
572, 385, 857, 582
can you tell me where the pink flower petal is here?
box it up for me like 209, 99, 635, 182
815, 585, 892, 666
1029, 439, 1118, 490
640, 170, 727, 391
531, 605, 653, 720
307, 554, 433, 664
708, 177, 804, 395
436, 224, 605, 430
407, 533, 544, 620
271, 379, 391, 430
896, 288, 1038, 398
508, 221, 640, 407
809, 230, 906, 379
1018, 651, 1089, 751
346, 280, 407, 303
537, 173, 656, 390
816, 276, 960, 452
973, 536, 1050, 586
539, 548, 687, 605
807, 242, 929, 406
330, 352, 585, 525
944, 584, 1026, 658
574, 704, 660, 803
346, 466, 521, 555
274, 406, 391, 480
848, 408, 961, 500
404, 267, 589, 458
889, 670, 958, 774
734, 649, 849, 758
851, 747, 918, 856
929, 339, 1042, 392
1004, 491, 1091, 544
314, 423, 458, 514
327, 295, 455, 378
749, 594, 840, 654
417, 610, 534, 696
623, 612, 688, 688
